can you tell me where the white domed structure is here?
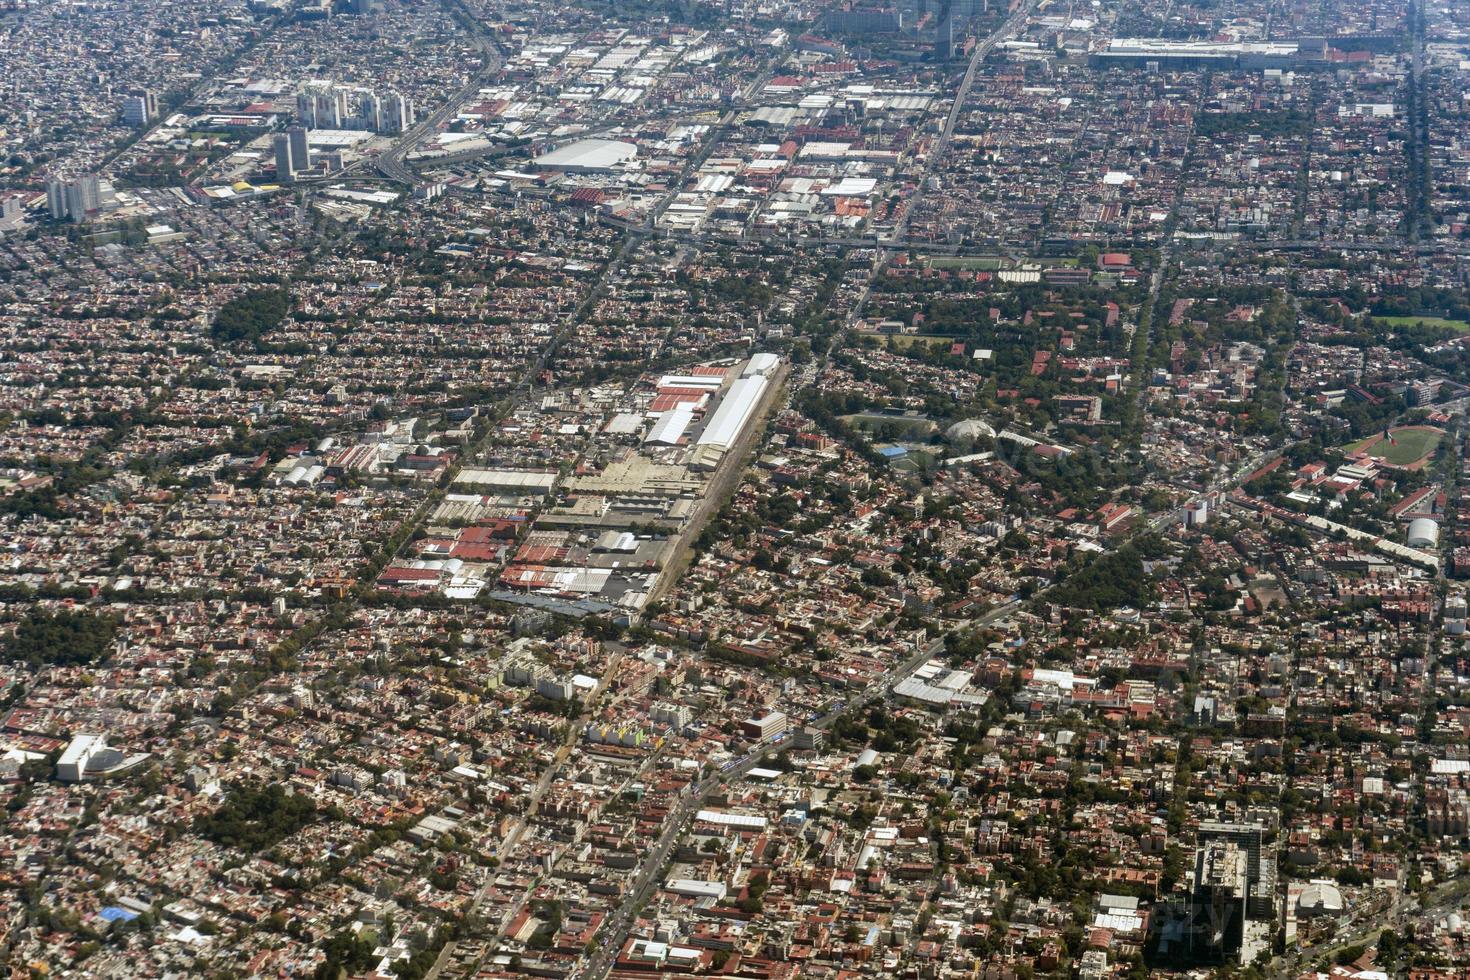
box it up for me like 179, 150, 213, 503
945, 418, 995, 443
1407, 518, 1439, 549
1295, 881, 1345, 918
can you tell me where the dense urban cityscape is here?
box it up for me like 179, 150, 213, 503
2, 0, 1470, 976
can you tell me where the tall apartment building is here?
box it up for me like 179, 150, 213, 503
1188, 817, 1278, 963
1427, 787, 1470, 837
121, 89, 158, 127
297, 82, 343, 128
297, 81, 410, 134
296, 89, 316, 128
46, 174, 100, 222
1191, 841, 1248, 962
288, 125, 311, 172
360, 90, 383, 132
386, 91, 414, 134
273, 133, 297, 182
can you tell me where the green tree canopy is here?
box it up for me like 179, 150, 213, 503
211, 287, 290, 348
195, 783, 322, 852
2, 608, 117, 668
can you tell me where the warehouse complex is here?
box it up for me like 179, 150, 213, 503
377, 354, 784, 617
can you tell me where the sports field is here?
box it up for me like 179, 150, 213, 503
1378, 315, 1470, 334
1344, 425, 1445, 468
856, 331, 950, 350
843, 412, 937, 438
922, 256, 1005, 271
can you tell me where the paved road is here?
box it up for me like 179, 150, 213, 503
883, 0, 1038, 244
580, 17, 1056, 975
574, 208, 1470, 258
579, 598, 1021, 978
1405, 0, 1429, 241
423, 654, 624, 979
1266, 875, 1470, 979
373, 0, 503, 186
579, 388, 1284, 978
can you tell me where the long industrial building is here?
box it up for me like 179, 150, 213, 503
1091, 39, 1299, 70
696, 376, 768, 451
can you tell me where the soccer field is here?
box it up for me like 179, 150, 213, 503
923, 256, 1006, 271
1378, 314, 1470, 334
1346, 426, 1444, 467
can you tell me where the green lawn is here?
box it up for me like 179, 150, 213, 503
923, 256, 1005, 271
1378, 314, 1470, 334
1345, 426, 1444, 466
891, 450, 937, 472
856, 331, 951, 350
844, 413, 937, 438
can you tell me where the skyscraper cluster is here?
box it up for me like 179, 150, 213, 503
45, 175, 101, 222
295, 81, 413, 135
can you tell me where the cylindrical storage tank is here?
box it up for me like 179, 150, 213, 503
1407, 518, 1439, 549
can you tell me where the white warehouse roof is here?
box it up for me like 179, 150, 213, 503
696, 809, 768, 829
659, 373, 725, 389
604, 412, 643, 435
646, 407, 694, 445
743, 352, 780, 377
697, 376, 767, 451
455, 468, 557, 493
533, 138, 637, 171
667, 879, 727, 899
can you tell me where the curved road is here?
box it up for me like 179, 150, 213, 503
374, 0, 504, 186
